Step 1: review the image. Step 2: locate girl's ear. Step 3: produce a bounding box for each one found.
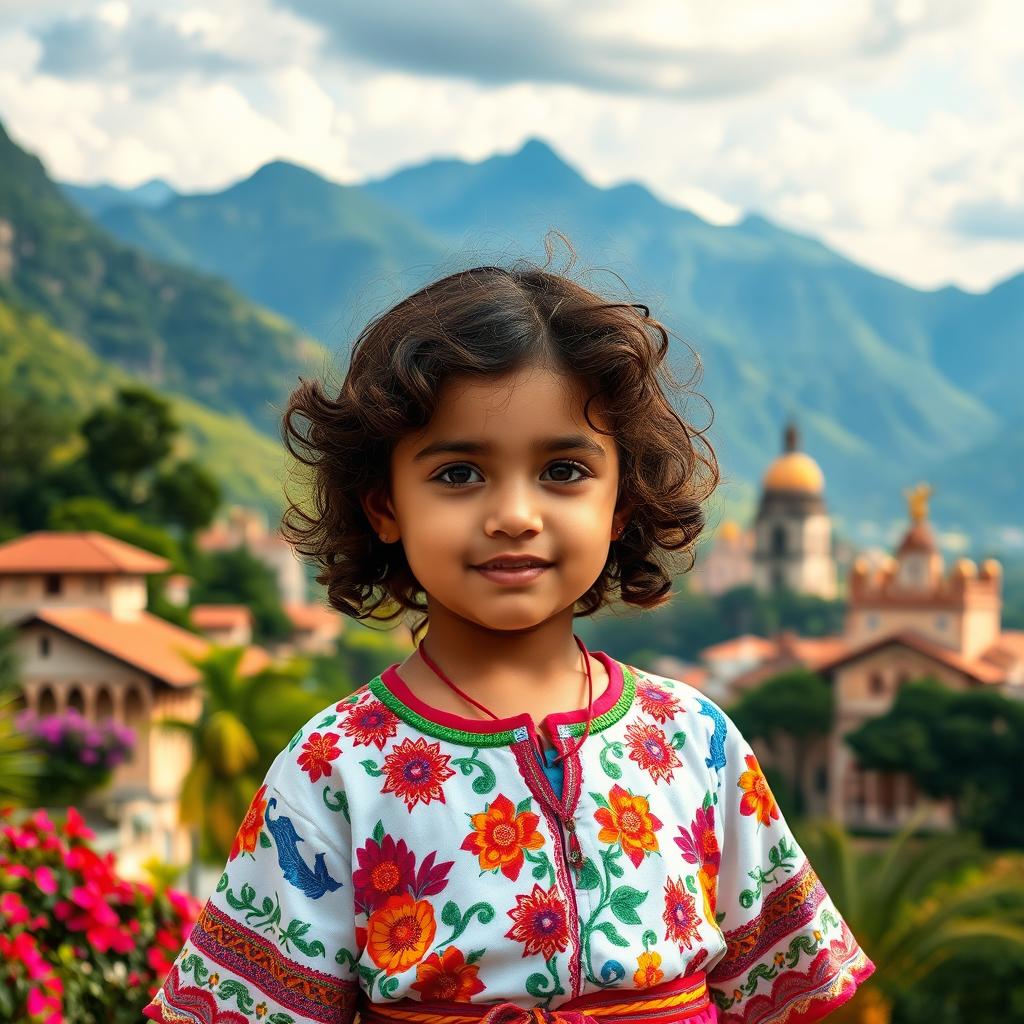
[360,486,399,542]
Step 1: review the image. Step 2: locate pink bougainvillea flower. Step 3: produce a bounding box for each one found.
[34,865,58,895]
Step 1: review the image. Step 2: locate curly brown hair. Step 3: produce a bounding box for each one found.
[280,240,719,641]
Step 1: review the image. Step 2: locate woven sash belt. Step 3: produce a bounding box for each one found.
[358,971,715,1024]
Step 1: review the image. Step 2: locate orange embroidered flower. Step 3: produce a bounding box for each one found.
[594,784,662,868]
[297,731,342,783]
[460,794,544,881]
[698,867,717,925]
[411,946,486,1001]
[633,950,664,988]
[229,784,268,861]
[366,893,437,975]
[738,754,779,827]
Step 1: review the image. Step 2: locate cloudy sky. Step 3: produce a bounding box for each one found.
[1,0,1021,291]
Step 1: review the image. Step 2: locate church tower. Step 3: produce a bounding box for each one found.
[752,421,837,599]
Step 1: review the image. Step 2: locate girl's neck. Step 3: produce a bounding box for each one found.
[395,601,605,727]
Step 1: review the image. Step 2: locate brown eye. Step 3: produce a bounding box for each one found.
[543,460,591,484]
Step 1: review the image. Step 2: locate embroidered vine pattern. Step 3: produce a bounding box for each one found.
[179,952,297,1023]
[739,836,799,908]
[451,748,497,794]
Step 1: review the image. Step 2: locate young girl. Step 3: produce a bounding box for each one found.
[144,258,874,1024]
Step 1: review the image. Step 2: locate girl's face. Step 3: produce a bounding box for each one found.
[365,363,628,633]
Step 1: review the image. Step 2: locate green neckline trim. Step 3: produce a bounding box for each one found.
[367,660,636,748]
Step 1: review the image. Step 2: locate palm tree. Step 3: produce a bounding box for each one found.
[796,810,1024,1023]
[160,646,330,889]
[0,624,39,804]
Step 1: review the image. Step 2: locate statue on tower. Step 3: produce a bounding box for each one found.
[904,482,932,524]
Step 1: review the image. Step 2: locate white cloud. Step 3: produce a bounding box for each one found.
[0,0,1021,289]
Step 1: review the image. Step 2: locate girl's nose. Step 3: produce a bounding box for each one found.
[484,480,544,537]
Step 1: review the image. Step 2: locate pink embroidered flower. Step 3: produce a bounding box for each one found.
[663,876,701,951]
[674,803,720,916]
[297,731,342,783]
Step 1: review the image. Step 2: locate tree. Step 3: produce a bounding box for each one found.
[796,813,1024,1023]
[846,677,1024,847]
[728,668,833,815]
[160,647,329,881]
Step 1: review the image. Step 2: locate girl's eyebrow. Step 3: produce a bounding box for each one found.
[412,434,607,462]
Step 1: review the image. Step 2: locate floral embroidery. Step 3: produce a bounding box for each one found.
[340,699,400,750]
[411,946,486,1000]
[354,824,454,916]
[505,884,570,961]
[674,800,721,915]
[297,731,341,783]
[366,893,437,974]
[635,682,681,723]
[229,784,268,861]
[382,736,456,810]
[738,753,780,827]
[624,721,681,785]
[634,950,664,988]
[663,876,701,951]
[460,794,544,881]
[594,784,662,868]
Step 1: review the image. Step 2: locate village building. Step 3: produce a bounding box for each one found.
[695,484,1024,834]
[0,531,271,878]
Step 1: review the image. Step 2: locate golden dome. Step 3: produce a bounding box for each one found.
[762,452,825,494]
[718,519,742,542]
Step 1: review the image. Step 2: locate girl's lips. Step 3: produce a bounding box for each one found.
[473,564,551,585]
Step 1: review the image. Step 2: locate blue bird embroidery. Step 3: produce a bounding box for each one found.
[697,697,727,776]
[264,797,342,899]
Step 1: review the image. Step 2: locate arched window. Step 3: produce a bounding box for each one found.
[37,686,58,716]
[66,687,85,713]
[771,524,787,556]
[869,672,885,696]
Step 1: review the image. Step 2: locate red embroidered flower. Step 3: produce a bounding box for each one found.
[738,753,779,827]
[505,884,569,961]
[663,876,701,951]
[297,731,341,782]
[594,785,662,869]
[636,682,681,723]
[341,700,399,750]
[625,721,681,785]
[229,784,268,861]
[460,794,544,881]
[353,832,417,913]
[381,737,455,810]
[674,804,720,915]
[411,946,486,1001]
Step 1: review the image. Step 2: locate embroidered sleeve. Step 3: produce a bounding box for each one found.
[143,757,359,1024]
[705,708,875,1024]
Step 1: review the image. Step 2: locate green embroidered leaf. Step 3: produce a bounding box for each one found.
[593,920,630,947]
[323,787,350,822]
[259,831,272,849]
[702,791,714,811]
[217,979,255,1013]
[599,745,622,780]
[440,901,462,928]
[360,760,384,778]
[380,975,400,999]
[335,947,358,969]
[576,858,601,891]
[292,936,327,958]
[516,797,533,816]
[288,729,304,751]
[317,713,338,729]
[589,791,611,810]
[268,1014,296,1024]
[372,820,385,844]
[642,929,658,950]
[670,731,687,750]
[216,873,228,893]
[609,885,646,925]
[466,948,486,965]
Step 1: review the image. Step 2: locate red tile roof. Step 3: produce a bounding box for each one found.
[191,604,253,630]
[284,602,341,632]
[0,532,170,575]
[699,634,776,661]
[20,607,271,686]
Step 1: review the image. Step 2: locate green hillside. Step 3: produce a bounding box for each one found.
[0,120,323,436]
[0,300,290,520]
[96,159,445,338]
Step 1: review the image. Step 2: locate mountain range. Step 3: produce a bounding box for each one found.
[2,118,1018,548]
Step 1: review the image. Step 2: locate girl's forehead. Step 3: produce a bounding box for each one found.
[399,367,613,455]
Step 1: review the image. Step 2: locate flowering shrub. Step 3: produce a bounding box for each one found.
[0,805,200,1024]
[14,710,135,804]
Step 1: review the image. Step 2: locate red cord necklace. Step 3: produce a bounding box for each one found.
[415,632,595,766]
